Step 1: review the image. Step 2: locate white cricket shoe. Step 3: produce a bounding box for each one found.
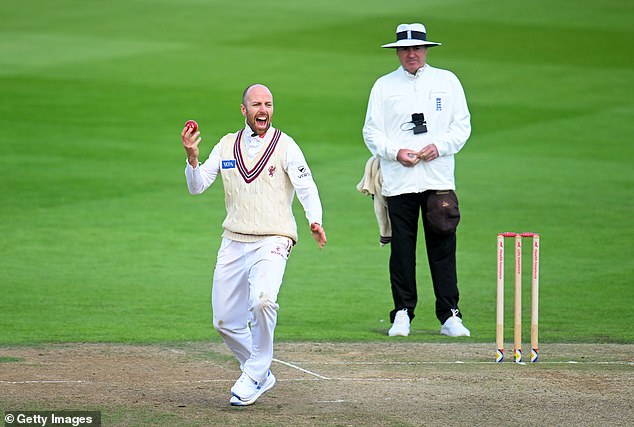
[388,308,410,337]
[440,310,471,337]
[230,370,276,406]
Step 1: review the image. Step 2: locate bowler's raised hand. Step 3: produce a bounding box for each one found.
[181,125,201,167]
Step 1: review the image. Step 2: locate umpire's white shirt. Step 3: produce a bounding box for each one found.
[363,64,471,197]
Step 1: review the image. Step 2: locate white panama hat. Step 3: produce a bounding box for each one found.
[381,23,441,48]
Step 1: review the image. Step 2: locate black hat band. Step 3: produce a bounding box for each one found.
[396,30,426,41]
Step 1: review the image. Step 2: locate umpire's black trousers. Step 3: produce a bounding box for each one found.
[386,191,460,325]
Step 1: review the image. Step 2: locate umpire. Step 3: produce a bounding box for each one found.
[362,22,472,338]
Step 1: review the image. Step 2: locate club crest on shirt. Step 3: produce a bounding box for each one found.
[222,160,236,169]
[268,166,276,177]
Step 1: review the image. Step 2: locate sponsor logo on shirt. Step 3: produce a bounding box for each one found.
[270,244,291,259]
[222,160,236,169]
[436,97,442,111]
[297,165,311,179]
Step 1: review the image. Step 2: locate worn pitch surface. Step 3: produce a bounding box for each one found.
[1,342,632,426]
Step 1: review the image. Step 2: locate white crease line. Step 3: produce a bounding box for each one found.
[2,361,629,386]
[328,378,425,382]
[279,361,634,366]
[273,358,331,380]
[0,380,88,384]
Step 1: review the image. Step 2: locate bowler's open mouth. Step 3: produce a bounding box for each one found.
[256,115,268,126]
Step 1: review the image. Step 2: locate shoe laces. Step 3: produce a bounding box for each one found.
[249,370,271,388]
[394,308,408,324]
[447,309,463,325]
[237,373,256,387]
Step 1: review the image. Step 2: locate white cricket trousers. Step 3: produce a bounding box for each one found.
[212,236,293,384]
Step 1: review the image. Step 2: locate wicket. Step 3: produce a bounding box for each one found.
[496,232,540,363]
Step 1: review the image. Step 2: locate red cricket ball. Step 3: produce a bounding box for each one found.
[185,120,198,134]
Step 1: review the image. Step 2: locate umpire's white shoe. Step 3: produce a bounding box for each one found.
[388,309,410,337]
[440,310,471,337]
[230,370,276,406]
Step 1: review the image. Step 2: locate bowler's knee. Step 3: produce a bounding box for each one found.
[250,291,279,314]
[213,317,226,334]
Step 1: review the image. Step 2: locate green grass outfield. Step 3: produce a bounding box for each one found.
[1,0,632,345]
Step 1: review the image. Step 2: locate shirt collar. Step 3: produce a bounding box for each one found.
[400,63,428,79]
[244,123,275,143]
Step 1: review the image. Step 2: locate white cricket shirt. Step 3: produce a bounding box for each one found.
[362,64,471,197]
